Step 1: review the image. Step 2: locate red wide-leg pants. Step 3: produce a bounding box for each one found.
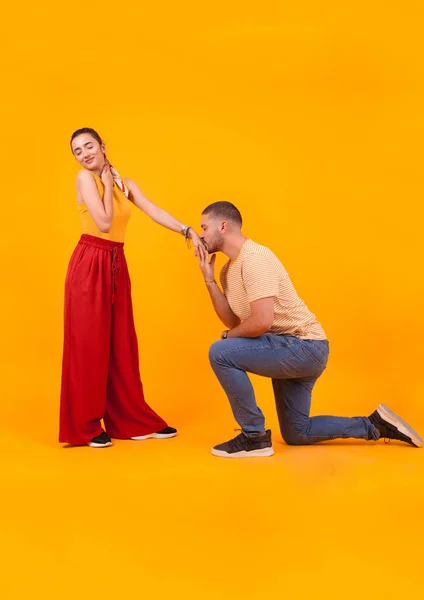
[59,234,167,445]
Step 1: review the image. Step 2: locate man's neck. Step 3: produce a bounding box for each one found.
[222,234,248,262]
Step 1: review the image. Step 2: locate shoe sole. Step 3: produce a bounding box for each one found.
[378,404,424,448]
[88,441,113,448]
[211,447,275,458]
[130,433,177,440]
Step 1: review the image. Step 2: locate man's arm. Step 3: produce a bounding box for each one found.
[224,252,278,338]
[205,280,241,330]
[197,245,240,329]
[226,297,274,338]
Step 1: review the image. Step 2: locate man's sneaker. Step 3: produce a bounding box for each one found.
[131,426,177,441]
[88,432,112,448]
[211,430,274,458]
[368,404,424,448]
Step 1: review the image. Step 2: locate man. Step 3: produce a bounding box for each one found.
[197,201,423,458]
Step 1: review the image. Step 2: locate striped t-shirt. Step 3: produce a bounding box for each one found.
[220,239,326,340]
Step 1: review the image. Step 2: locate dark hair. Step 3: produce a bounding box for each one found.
[202,201,243,227]
[70,127,103,150]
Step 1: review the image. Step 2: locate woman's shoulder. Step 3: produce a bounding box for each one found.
[123,177,135,188]
[123,178,137,201]
[76,169,97,185]
[76,170,103,194]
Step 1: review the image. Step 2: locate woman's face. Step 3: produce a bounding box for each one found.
[71,133,106,172]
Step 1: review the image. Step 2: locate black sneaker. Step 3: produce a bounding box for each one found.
[130,426,177,441]
[212,430,274,458]
[368,404,424,448]
[88,432,112,448]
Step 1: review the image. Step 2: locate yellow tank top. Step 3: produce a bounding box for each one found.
[77,172,131,243]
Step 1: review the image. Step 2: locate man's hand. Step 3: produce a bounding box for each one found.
[189,229,204,257]
[197,244,216,282]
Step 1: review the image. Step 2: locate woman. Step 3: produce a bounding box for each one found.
[60,127,202,448]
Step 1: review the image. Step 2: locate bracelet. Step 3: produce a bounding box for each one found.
[181,225,192,249]
[180,225,192,238]
[205,279,216,284]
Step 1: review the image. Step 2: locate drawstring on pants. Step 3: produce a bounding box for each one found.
[111,247,119,304]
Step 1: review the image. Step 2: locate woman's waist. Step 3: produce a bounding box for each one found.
[78,234,125,250]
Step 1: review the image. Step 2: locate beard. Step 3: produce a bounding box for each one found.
[204,232,223,254]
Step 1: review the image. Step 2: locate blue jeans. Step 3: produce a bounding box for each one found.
[209,334,379,444]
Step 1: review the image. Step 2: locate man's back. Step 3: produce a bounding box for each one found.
[220,239,326,340]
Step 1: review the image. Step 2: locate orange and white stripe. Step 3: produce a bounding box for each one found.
[220,239,326,340]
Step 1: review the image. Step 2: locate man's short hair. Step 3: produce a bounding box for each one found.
[202,201,242,227]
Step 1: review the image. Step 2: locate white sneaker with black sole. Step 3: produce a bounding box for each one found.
[212,429,274,458]
[368,404,424,447]
[88,432,113,448]
[130,426,177,441]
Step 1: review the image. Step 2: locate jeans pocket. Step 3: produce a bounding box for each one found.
[279,346,325,378]
[302,342,328,371]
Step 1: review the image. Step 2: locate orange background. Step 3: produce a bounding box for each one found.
[1,1,423,598]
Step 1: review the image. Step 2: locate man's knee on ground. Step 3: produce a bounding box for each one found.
[280,421,310,446]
